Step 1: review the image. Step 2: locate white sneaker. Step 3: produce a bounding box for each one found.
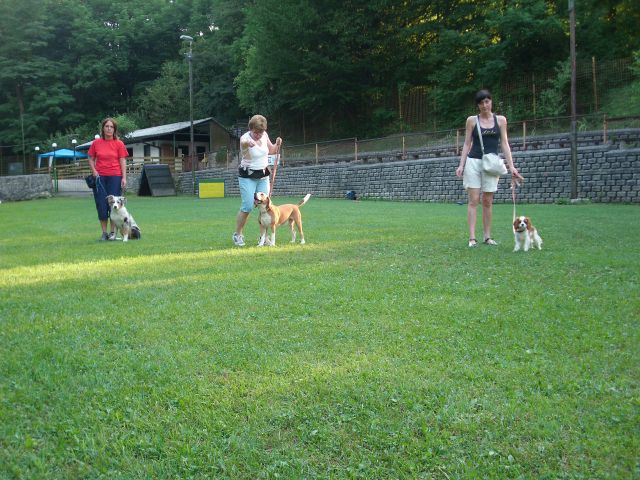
[232,233,245,246]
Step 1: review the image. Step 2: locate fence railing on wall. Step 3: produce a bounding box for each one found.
[279,114,639,167]
[33,150,238,180]
[19,113,640,181]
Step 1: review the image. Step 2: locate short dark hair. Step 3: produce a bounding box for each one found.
[475,89,492,104]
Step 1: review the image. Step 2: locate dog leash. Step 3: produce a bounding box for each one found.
[270,144,281,194]
[95,175,106,196]
[511,177,517,222]
[511,176,523,234]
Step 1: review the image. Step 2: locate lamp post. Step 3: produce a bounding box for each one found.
[72,138,77,165]
[180,34,196,195]
[34,146,40,171]
[52,142,58,193]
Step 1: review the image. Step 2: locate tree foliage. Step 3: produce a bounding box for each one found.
[0,0,638,153]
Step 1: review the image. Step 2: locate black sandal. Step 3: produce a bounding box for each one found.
[483,238,498,246]
[468,238,478,247]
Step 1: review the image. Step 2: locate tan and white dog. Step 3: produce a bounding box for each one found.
[106,195,141,242]
[513,215,542,252]
[254,192,311,246]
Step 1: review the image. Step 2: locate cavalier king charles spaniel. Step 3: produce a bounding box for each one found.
[513,216,542,252]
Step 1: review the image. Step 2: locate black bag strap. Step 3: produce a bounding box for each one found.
[475,115,485,155]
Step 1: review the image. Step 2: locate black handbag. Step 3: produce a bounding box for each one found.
[85,174,96,189]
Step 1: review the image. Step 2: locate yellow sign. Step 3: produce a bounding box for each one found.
[199,179,224,198]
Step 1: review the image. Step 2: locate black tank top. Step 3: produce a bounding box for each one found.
[469,114,500,159]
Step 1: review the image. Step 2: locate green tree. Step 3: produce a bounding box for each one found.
[235,0,413,138]
[137,61,190,125]
[0,0,76,153]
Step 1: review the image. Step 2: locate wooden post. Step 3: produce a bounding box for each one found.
[355,138,358,163]
[569,0,578,200]
[603,114,608,144]
[398,83,402,124]
[315,144,318,165]
[456,129,460,155]
[592,56,598,112]
[532,73,537,119]
[523,121,527,151]
[402,136,405,159]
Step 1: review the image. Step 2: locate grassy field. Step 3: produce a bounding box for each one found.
[0,195,638,479]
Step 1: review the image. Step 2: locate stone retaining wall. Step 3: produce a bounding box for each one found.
[180,144,639,204]
[0,174,52,201]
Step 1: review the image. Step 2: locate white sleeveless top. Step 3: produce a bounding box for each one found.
[240,131,270,170]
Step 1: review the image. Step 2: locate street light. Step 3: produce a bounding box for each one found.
[180,34,196,195]
[52,142,58,193]
[71,138,78,165]
[34,146,40,170]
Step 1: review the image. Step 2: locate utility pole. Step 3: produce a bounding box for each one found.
[569,0,578,199]
[180,35,196,195]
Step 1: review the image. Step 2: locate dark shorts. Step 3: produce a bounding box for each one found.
[92,175,122,220]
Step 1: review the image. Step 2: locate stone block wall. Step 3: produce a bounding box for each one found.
[0,174,52,201]
[177,132,640,204]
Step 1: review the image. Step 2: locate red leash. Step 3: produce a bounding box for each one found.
[270,144,281,194]
[511,176,523,234]
[511,177,518,222]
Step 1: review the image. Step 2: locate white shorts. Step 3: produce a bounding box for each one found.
[463,157,500,193]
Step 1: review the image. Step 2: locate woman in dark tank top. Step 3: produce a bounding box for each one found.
[455,89,524,247]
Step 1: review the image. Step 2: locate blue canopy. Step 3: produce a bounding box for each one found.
[37,149,87,168]
[38,148,88,159]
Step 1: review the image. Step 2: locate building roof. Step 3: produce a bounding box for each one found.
[78,117,235,149]
[125,117,216,141]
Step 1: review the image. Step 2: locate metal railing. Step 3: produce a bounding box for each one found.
[278,113,639,167]
[21,113,640,183]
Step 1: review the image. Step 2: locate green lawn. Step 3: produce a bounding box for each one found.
[1,195,638,479]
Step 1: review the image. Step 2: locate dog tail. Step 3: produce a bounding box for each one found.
[298,193,311,207]
[131,225,141,240]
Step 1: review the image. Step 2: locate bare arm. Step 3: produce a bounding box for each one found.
[456,116,476,177]
[498,116,524,181]
[267,136,283,154]
[119,157,127,188]
[88,157,98,176]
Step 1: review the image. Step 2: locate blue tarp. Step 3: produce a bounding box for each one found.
[38,148,88,159]
[37,149,87,168]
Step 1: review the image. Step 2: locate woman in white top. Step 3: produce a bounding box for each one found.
[232,114,282,246]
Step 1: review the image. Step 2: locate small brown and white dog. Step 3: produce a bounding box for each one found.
[254,192,311,246]
[106,195,141,242]
[513,215,542,252]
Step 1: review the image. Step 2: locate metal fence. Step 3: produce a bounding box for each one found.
[12,112,640,186]
[279,113,639,167]
[398,57,635,129]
